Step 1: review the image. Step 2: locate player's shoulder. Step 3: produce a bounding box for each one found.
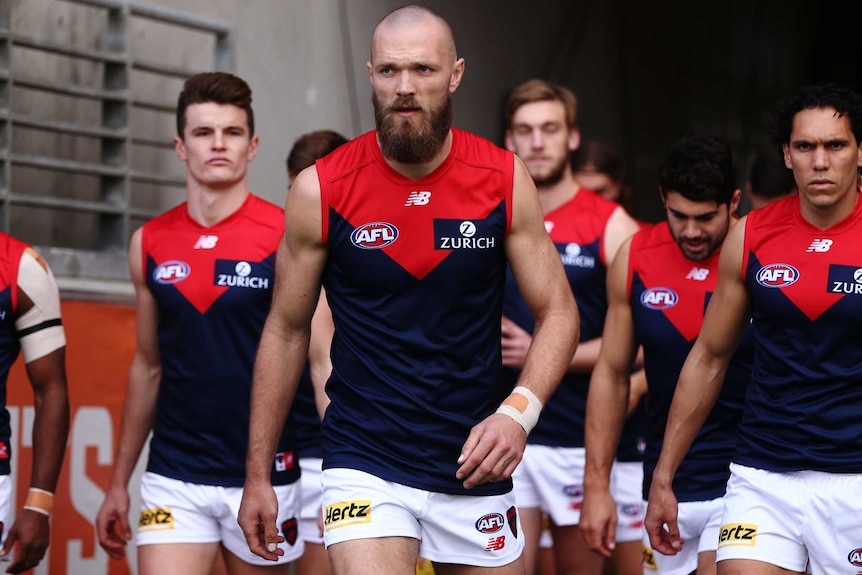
[631,220,670,251]
[451,127,513,172]
[315,131,373,184]
[746,195,796,229]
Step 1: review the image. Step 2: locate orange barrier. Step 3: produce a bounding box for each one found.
[8,299,136,575]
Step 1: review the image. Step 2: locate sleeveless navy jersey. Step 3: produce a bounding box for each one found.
[629,222,753,501]
[502,189,617,448]
[739,193,862,472]
[316,128,514,496]
[142,194,299,487]
[0,233,26,475]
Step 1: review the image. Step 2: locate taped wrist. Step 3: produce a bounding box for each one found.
[495,386,543,435]
[23,487,54,517]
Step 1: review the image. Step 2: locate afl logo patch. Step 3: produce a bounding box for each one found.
[849,548,862,567]
[640,287,678,310]
[755,263,799,288]
[153,261,190,284]
[475,513,505,533]
[351,222,399,249]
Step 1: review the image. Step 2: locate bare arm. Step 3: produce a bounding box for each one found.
[3,254,70,573]
[96,228,162,559]
[309,288,334,420]
[457,157,579,488]
[501,206,638,374]
[581,237,639,557]
[645,218,752,554]
[568,207,640,373]
[239,166,328,560]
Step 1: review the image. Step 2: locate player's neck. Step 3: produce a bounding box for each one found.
[537,168,579,215]
[799,186,859,230]
[382,130,453,180]
[185,180,250,227]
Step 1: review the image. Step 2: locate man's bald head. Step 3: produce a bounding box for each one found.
[371,4,457,63]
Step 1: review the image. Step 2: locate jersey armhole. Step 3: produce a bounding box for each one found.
[625,237,637,300]
[505,154,515,235]
[740,216,753,280]
[316,159,330,247]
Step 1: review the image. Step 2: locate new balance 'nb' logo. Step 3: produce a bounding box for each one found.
[405,191,431,206]
[194,235,218,249]
[806,238,832,253]
[685,267,710,281]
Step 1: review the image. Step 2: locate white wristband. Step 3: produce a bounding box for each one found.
[495,386,543,435]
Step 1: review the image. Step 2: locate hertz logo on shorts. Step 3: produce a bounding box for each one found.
[642,544,658,571]
[139,507,174,531]
[324,500,371,532]
[718,523,758,547]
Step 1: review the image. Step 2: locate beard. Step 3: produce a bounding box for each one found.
[373,91,452,164]
[671,221,728,262]
[528,153,569,186]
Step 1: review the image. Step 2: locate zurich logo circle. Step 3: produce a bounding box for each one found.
[235,261,252,277]
[565,243,581,256]
[460,221,477,238]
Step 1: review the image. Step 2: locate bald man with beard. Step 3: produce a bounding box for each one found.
[238,5,580,575]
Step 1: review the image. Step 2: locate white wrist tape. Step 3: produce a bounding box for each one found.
[495,386,543,435]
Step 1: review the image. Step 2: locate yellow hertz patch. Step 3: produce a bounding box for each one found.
[138,507,175,531]
[642,544,658,571]
[324,500,372,532]
[718,523,758,547]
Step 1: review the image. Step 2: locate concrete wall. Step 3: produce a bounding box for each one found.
[4,0,861,269]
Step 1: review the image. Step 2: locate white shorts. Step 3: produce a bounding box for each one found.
[642,497,723,575]
[299,458,324,545]
[512,444,585,528]
[610,461,645,543]
[0,476,10,555]
[137,472,304,565]
[718,463,862,575]
[321,468,523,567]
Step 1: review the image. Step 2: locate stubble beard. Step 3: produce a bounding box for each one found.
[374,92,452,164]
[529,154,569,187]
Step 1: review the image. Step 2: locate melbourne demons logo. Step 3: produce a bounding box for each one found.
[640,287,678,310]
[755,263,799,288]
[351,222,399,249]
[153,261,190,284]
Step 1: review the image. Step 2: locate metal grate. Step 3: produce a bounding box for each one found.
[0,0,233,296]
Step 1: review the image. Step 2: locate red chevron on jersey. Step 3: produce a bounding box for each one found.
[629,222,720,342]
[744,194,862,321]
[318,129,514,280]
[142,194,283,314]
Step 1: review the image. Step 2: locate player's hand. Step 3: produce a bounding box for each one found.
[501,317,532,369]
[456,413,526,489]
[95,485,132,560]
[579,487,618,558]
[237,480,285,561]
[645,480,685,555]
[1,510,50,573]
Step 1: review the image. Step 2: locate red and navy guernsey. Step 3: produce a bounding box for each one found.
[0,232,27,475]
[142,194,299,487]
[503,189,644,460]
[316,128,514,496]
[629,222,753,502]
[739,192,862,473]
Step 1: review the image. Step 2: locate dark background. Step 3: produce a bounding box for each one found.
[359,0,862,221]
